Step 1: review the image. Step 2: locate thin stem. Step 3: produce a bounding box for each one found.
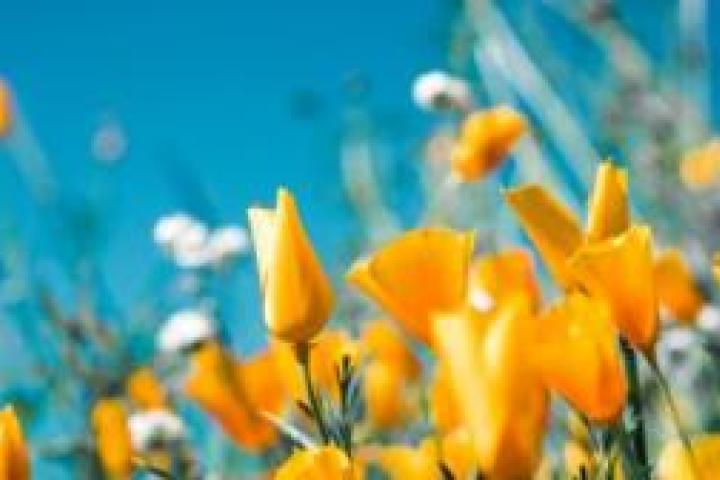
[648,358,701,479]
[295,342,330,444]
[619,338,649,480]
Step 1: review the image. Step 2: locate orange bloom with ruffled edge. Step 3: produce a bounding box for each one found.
[0,406,29,480]
[347,227,474,347]
[570,226,658,356]
[91,398,133,480]
[126,367,167,411]
[654,249,704,325]
[535,293,627,423]
[184,341,288,451]
[451,105,527,182]
[432,298,548,478]
[506,161,659,356]
[248,188,334,344]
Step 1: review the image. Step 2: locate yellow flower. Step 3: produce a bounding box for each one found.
[469,248,541,312]
[680,139,720,191]
[656,434,720,479]
[504,185,583,289]
[535,293,627,423]
[275,446,363,480]
[184,342,287,451]
[360,321,421,430]
[248,188,334,343]
[564,441,596,479]
[451,106,527,182]
[347,228,475,346]
[370,444,436,480]
[654,249,704,325]
[0,81,11,138]
[420,429,477,480]
[360,320,420,381]
[586,162,629,243]
[504,161,629,289]
[126,367,167,411]
[570,225,658,355]
[0,406,29,480]
[91,398,133,480]
[430,363,463,435]
[432,299,548,478]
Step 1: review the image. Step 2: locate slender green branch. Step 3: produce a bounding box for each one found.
[648,358,700,479]
[295,342,330,444]
[619,338,649,480]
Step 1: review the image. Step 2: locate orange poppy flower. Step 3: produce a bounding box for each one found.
[91,398,133,479]
[126,367,167,411]
[0,406,29,480]
[654,249,704,325]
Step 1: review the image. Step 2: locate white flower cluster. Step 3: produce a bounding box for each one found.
[412,70,472,112]
[129,410,186,452]
[153,213,249,268]
[157,308,215,354]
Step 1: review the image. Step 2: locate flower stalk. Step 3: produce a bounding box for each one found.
[619,337,649,480]
[295,342,330,444]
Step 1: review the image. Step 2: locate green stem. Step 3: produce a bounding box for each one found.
[619,338,649,480]
[296,342,330,444]
[649,358,700,479]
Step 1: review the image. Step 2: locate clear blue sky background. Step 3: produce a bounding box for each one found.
[0,1,452,314]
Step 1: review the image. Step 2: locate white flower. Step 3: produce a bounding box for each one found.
[412,70,472,112]
[157,308,214,354]
[207,225,250,266]
[129,410,186,451]
[153,213,196,251]
[698,304,720,334]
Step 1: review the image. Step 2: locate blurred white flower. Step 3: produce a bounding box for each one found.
[207,225,250,266]
[153,214,248,269]
[157,308,214,354]
[153,213,197,251]
[698,305,720,335]
[129,410,186,452]
[412,70,472,112]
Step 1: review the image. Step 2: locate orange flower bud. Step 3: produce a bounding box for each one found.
[91,398,133,479]
[126,367,167,411]
[654,249,704,325]
[0,406,29,480]
[451,106,527,182]
[248,188,334,343]
[275,446,363,480]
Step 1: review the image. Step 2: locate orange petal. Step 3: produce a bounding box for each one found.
[570,225,658,355]
[535,293,627,423]
[432,300,548,478]
[91,398,133,479]
[0,406,29,480]
[656,434,720,479]
[586,162,629,243]
[347,228,474,346]
[469,248,541,312]
[505,185,583,289]
[126,367,167,411]
[654,249,704,325]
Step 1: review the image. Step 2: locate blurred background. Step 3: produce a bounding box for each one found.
[1,0,720,477]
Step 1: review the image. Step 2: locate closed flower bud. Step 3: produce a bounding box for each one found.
[248,188,334,343]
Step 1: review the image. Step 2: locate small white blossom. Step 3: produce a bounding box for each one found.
[157,308,214,354]
[698,304,720,334]
[412,70,472,112]
[207,225,250,266]
[153,213,197,251]
[129,410,186,452]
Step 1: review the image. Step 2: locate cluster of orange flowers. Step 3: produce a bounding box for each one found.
[2,99,720,479]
